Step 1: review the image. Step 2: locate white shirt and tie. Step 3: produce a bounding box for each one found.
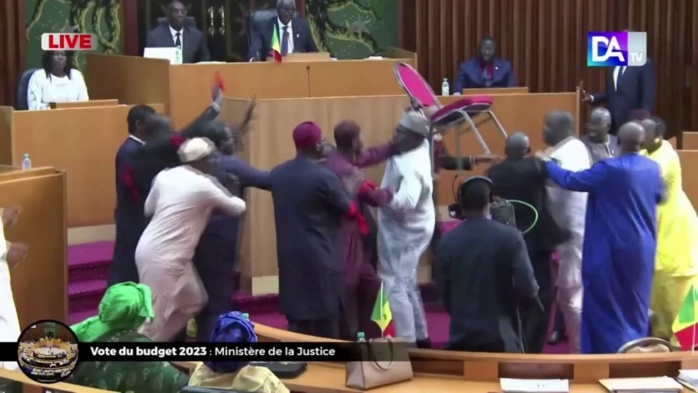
[170,25,183,49]
[277,17,294,54]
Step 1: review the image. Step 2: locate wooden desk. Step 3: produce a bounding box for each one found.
[253,322,698,391]
[682,131,698,150]
[461,87,529,95]
[218,92,580,293]
[85,53,417,128]
[50,99,119,109]
[0,167,68,325]
[0,104,164,228]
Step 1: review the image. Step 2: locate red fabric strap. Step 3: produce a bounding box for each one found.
[118,164,140,203]
[345,201,370,235]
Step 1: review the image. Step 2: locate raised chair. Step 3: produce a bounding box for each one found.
[393,62,508,173]
[617,337,678,353]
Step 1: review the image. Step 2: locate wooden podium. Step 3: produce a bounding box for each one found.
[0,167,68,325]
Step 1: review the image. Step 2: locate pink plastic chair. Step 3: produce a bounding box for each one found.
[394,63,508,171]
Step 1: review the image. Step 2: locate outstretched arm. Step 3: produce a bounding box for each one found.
[178,87,223,134]
[354,143,395,168]
[434,140,474,171]
[218,155,271,190]
[546,160,608,192]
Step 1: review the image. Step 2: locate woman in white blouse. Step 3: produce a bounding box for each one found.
[27,50,89,110]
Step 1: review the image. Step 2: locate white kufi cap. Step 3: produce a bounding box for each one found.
[178,137,215,163]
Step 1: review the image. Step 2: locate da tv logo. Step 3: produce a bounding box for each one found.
[41,33,97,51]
[587,31,647,67]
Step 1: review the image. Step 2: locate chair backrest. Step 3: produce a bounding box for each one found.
[157,16,196,28]
[394,63,439,108]
[617,337,677,353]
[15,68,40,110]
[247,9,299,47]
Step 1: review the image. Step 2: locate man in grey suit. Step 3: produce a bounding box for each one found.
[247,0,318,61]
[145,0,210,64]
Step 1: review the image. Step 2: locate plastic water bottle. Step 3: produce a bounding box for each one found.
[441,78,450,96]
[21,154,31,170]
[241,313,250,320]
[357,332,366,342]
[175,45,183,64]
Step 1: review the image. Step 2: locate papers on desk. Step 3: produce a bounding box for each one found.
[598,376,682,392]
[679,369,698,390]
[499,378,569,392]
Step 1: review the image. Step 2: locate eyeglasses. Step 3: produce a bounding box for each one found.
[277,9,295,15]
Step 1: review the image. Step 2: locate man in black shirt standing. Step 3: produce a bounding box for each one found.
[436,176,539,353]
[486,133,569,353]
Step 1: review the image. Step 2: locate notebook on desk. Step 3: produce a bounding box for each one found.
[598,376,682,392]
[499,378,569,392]
[678,369,698,391]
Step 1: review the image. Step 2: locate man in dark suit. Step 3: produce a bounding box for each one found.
[581,58,655,135]
[145,0,210,64]
[487,132,570,353]
[247,0,318,61]
[270,121,358,339]
[452,37,516,93]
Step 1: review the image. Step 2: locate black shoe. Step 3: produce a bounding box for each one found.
[416,338,432,349]
[547,330,564,345]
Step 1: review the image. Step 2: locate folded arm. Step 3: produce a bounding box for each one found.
[545,160,608,192]
[389,171,424,212]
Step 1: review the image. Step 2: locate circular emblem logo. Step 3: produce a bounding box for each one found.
[16,319,79,384]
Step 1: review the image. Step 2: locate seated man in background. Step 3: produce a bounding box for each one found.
[581,108,617,163]
[436,176,539,353]
[487,132,569,353]
[145,0,210,63]
[27,51,88,110]
[452,37,516,93]
[247,0,318,61]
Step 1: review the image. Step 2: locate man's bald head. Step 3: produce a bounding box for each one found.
[586,107,612,142]
[617,121,645,153]
[543,110,574,146]
[504,132,530,159]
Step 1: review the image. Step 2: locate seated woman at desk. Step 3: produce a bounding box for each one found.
[27,50,89,110]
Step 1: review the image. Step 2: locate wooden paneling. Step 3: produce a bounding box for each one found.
[399,0,698,137]
[0,0,26,106]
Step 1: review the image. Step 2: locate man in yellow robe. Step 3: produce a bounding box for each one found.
[640,117,698,340]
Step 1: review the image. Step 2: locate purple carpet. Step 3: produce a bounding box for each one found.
[67,241,570,353]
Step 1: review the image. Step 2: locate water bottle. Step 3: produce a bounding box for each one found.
[175,45,183,65]
[21,154,31,170]
[241,313,250,320]
[357,332,366,342]
[441,78,450,96]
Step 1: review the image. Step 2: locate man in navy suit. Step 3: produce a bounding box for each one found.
[145,0,210,64]
[247,0,318,61]
[581,59,655,135]
[452,37,516,94]
[270,121,359,338]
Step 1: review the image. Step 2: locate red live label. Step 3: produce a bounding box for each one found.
[41,33,96,51]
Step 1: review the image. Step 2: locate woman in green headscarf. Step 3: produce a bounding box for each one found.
[69,282,190,392]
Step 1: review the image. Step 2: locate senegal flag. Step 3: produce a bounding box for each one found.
[672,283,698,350]
[269,25,282,63]
[371,282,395,337]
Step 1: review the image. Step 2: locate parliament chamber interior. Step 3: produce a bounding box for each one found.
[1,0,698,392]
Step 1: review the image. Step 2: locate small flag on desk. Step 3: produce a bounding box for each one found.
[672,283,698,350]
[269,26,282,63]
[371,282,394,337]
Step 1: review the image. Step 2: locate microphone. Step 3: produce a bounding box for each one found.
[306,65,311,95]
